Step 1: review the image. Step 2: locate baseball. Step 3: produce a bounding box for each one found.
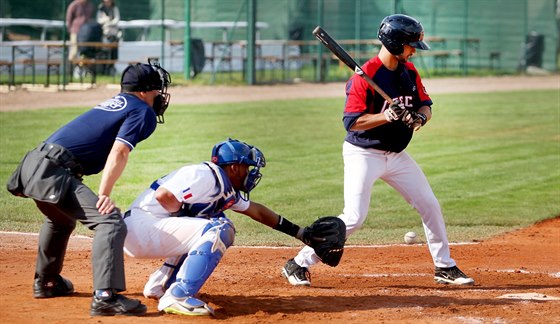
[404,231,417,244]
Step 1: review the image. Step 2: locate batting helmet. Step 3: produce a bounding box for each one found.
[211,139,266,195]
[377,14,430,55]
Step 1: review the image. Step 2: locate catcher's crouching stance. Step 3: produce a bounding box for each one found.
[122,138,346,316]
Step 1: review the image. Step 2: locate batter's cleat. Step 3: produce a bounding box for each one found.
[90,293,147,316]
[33,275,74,298]
[434,266,475,285]
[282,258,311,286]
[163,297,215,316]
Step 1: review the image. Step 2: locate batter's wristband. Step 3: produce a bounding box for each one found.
[274,215,301,238]
[418,113,427,126]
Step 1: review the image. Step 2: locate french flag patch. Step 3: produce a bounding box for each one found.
[182,188,192,200]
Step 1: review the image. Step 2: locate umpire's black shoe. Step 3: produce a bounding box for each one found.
[33,275,74,298]
[90,293,147,316]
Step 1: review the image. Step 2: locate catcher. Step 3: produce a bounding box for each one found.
[122,138,345,316]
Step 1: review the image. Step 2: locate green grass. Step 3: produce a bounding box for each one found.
[1,89,558,246]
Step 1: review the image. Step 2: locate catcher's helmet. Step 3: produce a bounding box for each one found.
[211,138,266,195]
[378,14,430,55]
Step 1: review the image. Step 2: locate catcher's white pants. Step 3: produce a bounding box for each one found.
[295,141,457,269]
[123,209,210,259]
[123,210,211,299]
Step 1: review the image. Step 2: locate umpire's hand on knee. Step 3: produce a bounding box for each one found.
[97,194,116,215]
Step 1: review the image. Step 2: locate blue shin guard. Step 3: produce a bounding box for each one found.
[170,219,235,298]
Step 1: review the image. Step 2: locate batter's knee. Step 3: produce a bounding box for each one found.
[338,212,365,236]
[414,194,442,217]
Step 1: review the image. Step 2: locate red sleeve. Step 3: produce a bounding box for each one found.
[344,57,384,114]
[344,74,369,114]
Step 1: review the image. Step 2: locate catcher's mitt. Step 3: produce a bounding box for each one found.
[302,216,346,267]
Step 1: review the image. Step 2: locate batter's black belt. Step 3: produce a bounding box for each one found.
[37,142,84,178]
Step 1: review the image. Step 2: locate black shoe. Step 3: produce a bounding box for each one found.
[434,266,475,285]
[281,258,311,286]
[90,293,147,316]
[33,275,74,298]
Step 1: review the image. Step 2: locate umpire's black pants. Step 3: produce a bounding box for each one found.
[23,144,127,292]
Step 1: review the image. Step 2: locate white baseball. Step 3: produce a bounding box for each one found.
[404,231,417,244]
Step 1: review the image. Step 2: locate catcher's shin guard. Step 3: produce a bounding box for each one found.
[171,219,235,299]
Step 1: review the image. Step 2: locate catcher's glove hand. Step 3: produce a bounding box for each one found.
[302,216,346,267]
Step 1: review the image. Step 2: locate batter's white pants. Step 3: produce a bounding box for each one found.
[295,141,457,269]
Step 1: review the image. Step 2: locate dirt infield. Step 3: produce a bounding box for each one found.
[0,217,559,323]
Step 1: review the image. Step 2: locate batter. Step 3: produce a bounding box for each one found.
[282,14,474,287]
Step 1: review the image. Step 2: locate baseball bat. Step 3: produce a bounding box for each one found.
[312,26,394,105]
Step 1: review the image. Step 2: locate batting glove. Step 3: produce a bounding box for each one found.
[383,99,406,122]
[402,110,427,130]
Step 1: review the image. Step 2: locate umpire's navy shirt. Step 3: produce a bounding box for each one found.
[46,93,157,175]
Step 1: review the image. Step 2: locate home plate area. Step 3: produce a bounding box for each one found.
[0,216,559,322]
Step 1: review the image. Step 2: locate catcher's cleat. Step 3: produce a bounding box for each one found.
[33,275,74,298]
[90,293,147,316]
[282,258,311,286]
[163,297,215,316]
[434,266,475,286]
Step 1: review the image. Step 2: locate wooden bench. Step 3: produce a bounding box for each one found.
[11,45,37,84]
[71,58,118,84]
[0,60,14,88]
[415,50,463,73]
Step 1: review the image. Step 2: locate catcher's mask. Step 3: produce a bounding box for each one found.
[120,58,171,123]
[211,138,266,199]
[377,14,430,55]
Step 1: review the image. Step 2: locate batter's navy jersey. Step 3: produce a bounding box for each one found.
[343,57,432,152]
[46,93,157,175]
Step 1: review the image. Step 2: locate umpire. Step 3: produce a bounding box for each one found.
[6,60,171,316]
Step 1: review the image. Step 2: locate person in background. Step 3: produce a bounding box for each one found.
[66,0,94,61]
[96,0,121,75]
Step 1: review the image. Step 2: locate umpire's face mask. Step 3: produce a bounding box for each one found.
[152,90,171,124]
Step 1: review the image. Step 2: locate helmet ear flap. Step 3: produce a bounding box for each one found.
[211,141,224,164]
[378,21,404,55]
